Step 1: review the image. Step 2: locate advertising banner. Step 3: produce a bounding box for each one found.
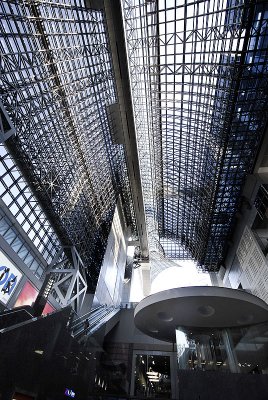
[14,281,55,315]
[14,281,38,308]
[0,250,22,305]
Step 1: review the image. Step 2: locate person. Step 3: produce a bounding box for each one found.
[84,318,89,333]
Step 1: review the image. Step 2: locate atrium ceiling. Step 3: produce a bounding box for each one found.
[122,0,268,272]
[0,0,268,286]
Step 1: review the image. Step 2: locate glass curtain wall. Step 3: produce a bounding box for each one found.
[176,322,268,374]
[134,354,171,398]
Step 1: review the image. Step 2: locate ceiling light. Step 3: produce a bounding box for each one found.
[34,349,43,355]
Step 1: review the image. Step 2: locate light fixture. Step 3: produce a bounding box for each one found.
[34,349,44,355]
[146,371,159,376]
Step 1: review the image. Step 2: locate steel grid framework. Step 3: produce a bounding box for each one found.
[123,0,268,272]
[254,184,268,222]
[0,0,136,286]
[0,143,61,268]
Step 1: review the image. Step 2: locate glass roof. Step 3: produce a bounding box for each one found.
[122,0,268,271]
[0,0,136,285]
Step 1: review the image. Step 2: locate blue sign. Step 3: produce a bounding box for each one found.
[0,251,22,305]
[0,266,17,294]
[65,388,75,398]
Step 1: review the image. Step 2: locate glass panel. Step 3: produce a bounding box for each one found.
[3,227,16,245]
[176,323,268,374]
[29,259,39,272]
[0,182,5,195]
[9,202,19,216]
[16,213,25,224]
[24,252,34,267]
[17,245,29,261]
[122,0,268,272]
[9,184,20,198]
[35,266,44,279]
[11,236,23,253]
[0,0,133,284]
[0,217,10,236]
[0,146,60,264]
[134,354,171,398]
[176,329,229,372]
[2,192,13,206]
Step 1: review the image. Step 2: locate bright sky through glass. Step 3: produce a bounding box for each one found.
[128,253,211,302]
[122,0,267,272]
[151,260,212,294]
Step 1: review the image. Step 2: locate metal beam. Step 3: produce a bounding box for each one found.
[104,0,149,258]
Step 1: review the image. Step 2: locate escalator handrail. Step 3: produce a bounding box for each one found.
[70,305,104,328]
[72,308,113,336]
[73,307,119,338]
[0,306,71,334]
[0,308,33,319]
[71,310,105,331]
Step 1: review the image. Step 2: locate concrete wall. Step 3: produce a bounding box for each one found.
[223,173,268,303]
[93,203,128,308]
[105,309,174,351]
[103,309,178,398]
[235,225,268,303]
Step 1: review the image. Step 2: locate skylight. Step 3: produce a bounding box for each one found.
[123,0,268,273]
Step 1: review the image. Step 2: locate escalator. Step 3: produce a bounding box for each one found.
[0,304,121,399]
[70,305,120,339]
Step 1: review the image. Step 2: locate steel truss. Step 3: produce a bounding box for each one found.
[40,245,87,314]
[123,0,268,272]
[0,0,136,286]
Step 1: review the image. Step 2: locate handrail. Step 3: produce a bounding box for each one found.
[88,308,116,328]
[72,308,110,335]
[70,305,104,328]
[72,306,119,338]
[0,308,33,319]
[120,302,138,309]
[87,308,119,334]
[74,305,103,321]
[71,306,105,330]
[0,307,70,334]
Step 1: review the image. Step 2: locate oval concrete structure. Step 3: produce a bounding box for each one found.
[134,286,268,342]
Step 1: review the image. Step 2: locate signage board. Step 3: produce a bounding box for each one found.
[14,281,38,308]
[0,250,22,305]
[65,388,75,398]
